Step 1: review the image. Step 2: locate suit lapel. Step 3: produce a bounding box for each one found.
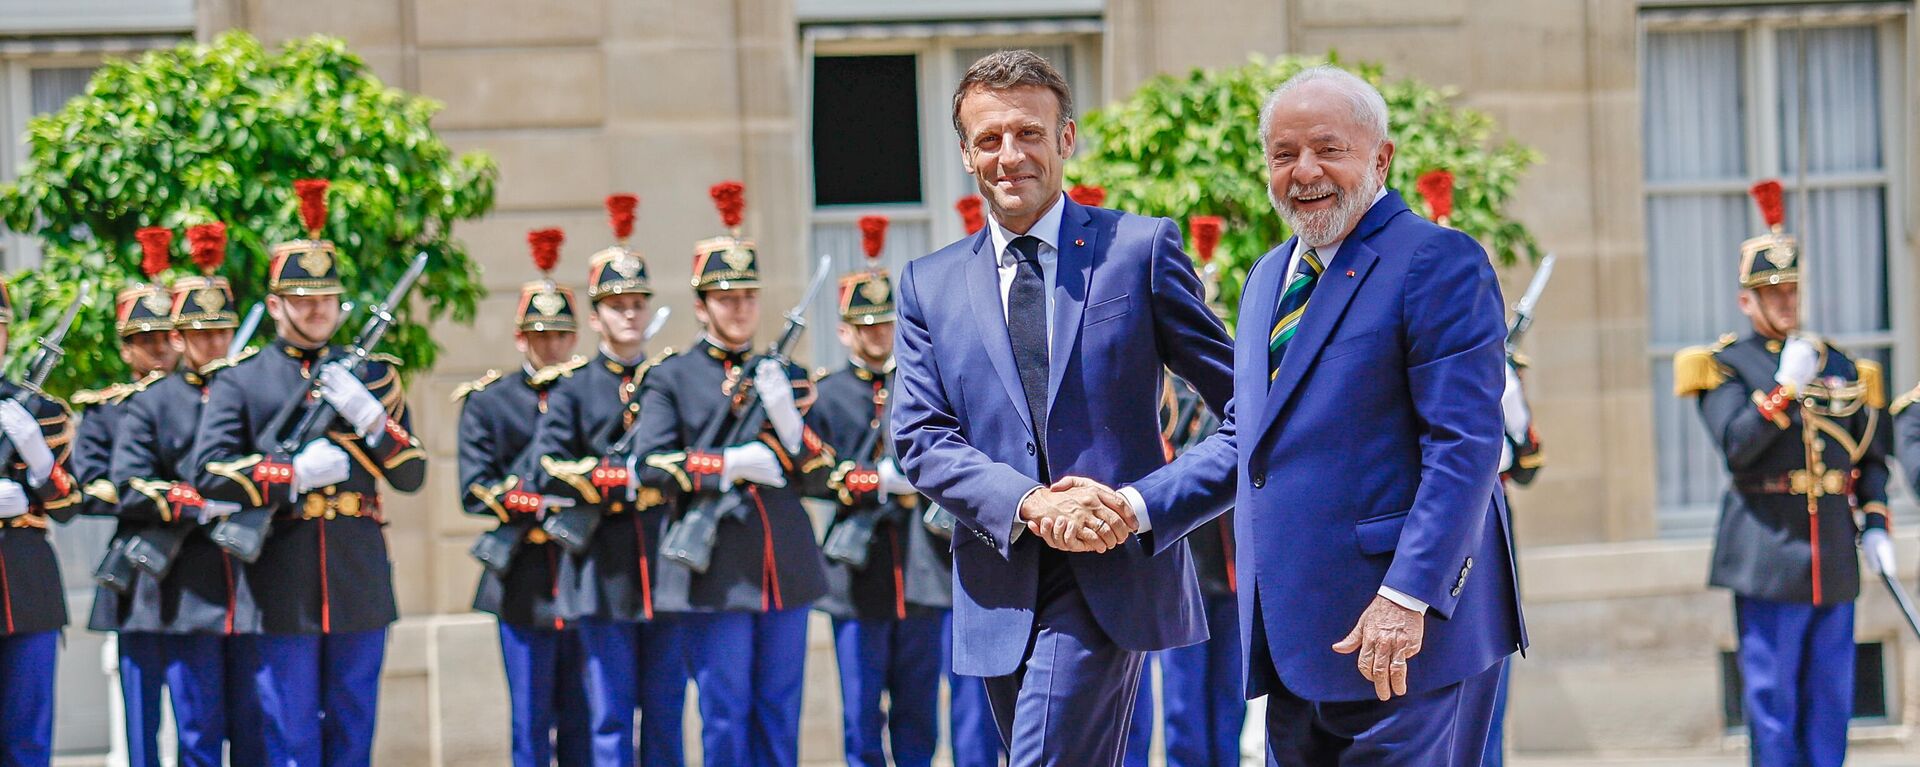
[1236,239,1294,431]
[963,227,1032,435]
[1047,200,1100,412]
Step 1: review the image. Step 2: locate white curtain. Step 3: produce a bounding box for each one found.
[805,216,932,370]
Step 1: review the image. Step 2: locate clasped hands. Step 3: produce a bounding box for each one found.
[1017,477,1138,553]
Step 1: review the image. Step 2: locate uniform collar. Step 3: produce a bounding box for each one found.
[274,337,328,363]
[697,336,751,367]
[849,357,895,382]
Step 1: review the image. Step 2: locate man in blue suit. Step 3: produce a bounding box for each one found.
[892,49,1234,765]
[1111,66,1526,766]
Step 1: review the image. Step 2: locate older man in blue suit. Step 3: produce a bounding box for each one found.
[892,50,1234,765]
[1109,66,1526,766]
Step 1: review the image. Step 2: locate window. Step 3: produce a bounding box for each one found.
[801,23,1100,369]
[1641,13,1909,536]
[1,62,103,270]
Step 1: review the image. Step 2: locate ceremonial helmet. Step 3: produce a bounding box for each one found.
[119,227,177,337]
[586,194,652,302]
[1416,169,1455,227]
[170,222,239,330]
[267,179,344,296]
[519,228,579,332]
[692,181,761,292]
[1739,179,1798,289]
[838,215,895,326]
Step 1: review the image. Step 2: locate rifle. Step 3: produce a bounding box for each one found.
[538,307,672,555]
[210,253,430,562]
[821,387,907,569]
[658,256,833,573]
[1,284,88,474]
[1506,253,1555,354]
[116,303,268,583]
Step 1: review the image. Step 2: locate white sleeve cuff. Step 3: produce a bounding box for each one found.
[1378,585,1429,615]
[1012,484,1044,543]
[1118,486,1152,533]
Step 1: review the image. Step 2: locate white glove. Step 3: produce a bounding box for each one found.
[755,359,804,454]
[198,499,242,524]
[1776,336,1819,391]
[1501,364,1531,443]
[0,480,27,518]
[1864,528,1897,577]
[878,459,915,496]
[318,363,388,439]
[720,442,787,488]
[291,439,352,493]
[0,400,54,486]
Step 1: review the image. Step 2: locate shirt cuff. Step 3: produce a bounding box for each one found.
[1378,585,1429,615]
[1118,486,1152,533]
[1012,484,1045,543]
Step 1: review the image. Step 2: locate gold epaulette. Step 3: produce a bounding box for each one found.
[812,367,829,382]
[201,346,260,376]
[1893,382,1920,416]
[1856,359,1886,410]
[529,355,589,387]
[1673,334,1736,397]
[1509,351,1533,370]
[70,385,123,407]
[451,370,502,403]
[631,348,675,387]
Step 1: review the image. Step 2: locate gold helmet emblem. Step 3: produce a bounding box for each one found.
[723,244,753,272]
[531,289,567,317]
[195,286,226,312]
[298,248,333,277]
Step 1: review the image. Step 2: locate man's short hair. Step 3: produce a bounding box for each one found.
[1259,65,1391,148]
[950,49,1074,138]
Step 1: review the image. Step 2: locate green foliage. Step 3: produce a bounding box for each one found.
[1071,54,1541,326]
[0,31,496,397]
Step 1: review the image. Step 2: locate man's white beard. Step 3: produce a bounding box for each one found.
[1272,165,1382,248]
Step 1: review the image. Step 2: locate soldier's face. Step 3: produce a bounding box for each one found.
[695,289,760,348]
[959,85,1075,232]
[268,294,341,347]
[517,330,578,369]
[174,329,234,370]
[838,322,895,366]
[121,330,180,378]
[590,293,650,347]
[1740,284,1799,338]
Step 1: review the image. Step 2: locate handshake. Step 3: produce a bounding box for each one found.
[1018,477,1139,553]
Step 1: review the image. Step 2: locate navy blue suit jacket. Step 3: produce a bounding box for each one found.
[892,198,1234,677]
[1134,192,1527,702]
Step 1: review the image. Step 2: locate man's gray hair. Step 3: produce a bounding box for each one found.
[1258,65,1391,148]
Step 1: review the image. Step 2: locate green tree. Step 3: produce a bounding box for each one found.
[0,31,496,397]
[1071,55,1541,326]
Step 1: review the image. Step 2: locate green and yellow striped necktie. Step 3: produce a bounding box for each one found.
[1267,248,1325,383]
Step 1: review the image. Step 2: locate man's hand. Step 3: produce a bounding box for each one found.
[1776,335,1819,391]
[1864,528,1897,576]
[755,359,804,453]
[1333,595,1426,701]
[318,363,388,438]
[0,400,54,485]
[1019,476,1136,553]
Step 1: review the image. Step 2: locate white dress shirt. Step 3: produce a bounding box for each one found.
[1119,186,1428,614]
[992,193,1067,540]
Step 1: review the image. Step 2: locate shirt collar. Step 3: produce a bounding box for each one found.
[849,356,895,381]
[1292,187,1389,265]
[989,192,1068,267]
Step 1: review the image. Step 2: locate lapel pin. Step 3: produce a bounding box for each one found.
[1346,270,1356,277]
[1074,239,1085,247]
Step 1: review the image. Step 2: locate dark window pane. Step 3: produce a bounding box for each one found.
[812,55,922,206]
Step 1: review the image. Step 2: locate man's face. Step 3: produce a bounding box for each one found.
[516,330,579,369]
[268,294,341,347]
[589,293,651,347]
[1740,283,1800,338]
[694,289,760,348]
[957,85,1076,230]
[838,321,895,366]
[174,329,235,370]
[121,330,180,377]
[1264,82,1394,247]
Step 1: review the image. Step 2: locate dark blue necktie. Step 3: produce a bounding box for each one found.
[1006,235,1050,479]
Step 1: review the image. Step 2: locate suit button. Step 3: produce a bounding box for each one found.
[1026,442,1036,455]
[1251,475,1265,489]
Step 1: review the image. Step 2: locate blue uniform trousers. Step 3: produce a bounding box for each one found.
[941,611,1005,767]
[574,616,688,767]
[0,630,57,767]
[161,634,265,767]
[118,632,168,767]
[832,615,942,767]
[1127,592,1244,767]
[1735,596,1853,767]
[232,629,387,767]
[498,624,594,767]
[683,608,810,767]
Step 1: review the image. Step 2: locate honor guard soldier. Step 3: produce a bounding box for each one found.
[75,226,181,767]
[521,196,689,767]
[631,181,833,767]
[459,227,593,767]
[0,277,83,767]
[191,180,428,767]
[806,216,951,767]
[102,223,265,765]
[1674,179,1891,767]
[1124,214,1244,767]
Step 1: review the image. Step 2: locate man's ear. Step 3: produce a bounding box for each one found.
[1059,119,1077,158]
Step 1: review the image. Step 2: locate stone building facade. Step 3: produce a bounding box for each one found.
[2,0,1916,762]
